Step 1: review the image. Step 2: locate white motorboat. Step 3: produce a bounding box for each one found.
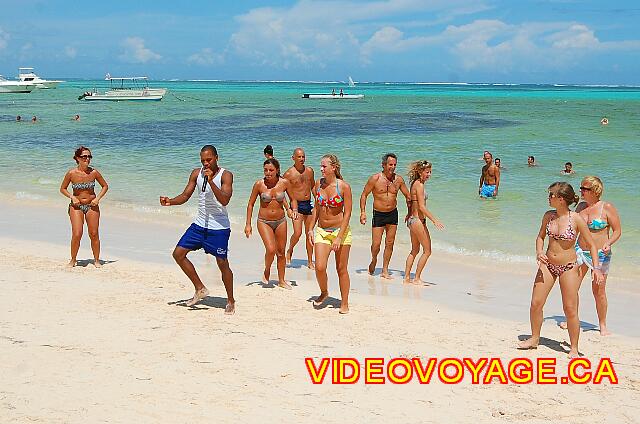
[18,67,64,89]
[0,75,36,93]
[302,93,364,99]
[79,75,167,101]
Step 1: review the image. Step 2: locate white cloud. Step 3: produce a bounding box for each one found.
[229,0,483,68]
[437,20,640,73]
[119,37,161,63]
[0,27,8,50]
[227,1,640,74]
[443,20,517,70]
[187,48,224,66]
[547,24,599,49]
[64,46,77,59]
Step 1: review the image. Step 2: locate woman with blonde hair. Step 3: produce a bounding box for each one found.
[518,182,603,358]
[559,176,622,335]
[404,160,444,284]
[59,146,109,267]
[307,154,352,313]
[245,158,297,289]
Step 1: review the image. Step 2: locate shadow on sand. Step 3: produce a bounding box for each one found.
[168,295,228,311]
[75,259,117,267]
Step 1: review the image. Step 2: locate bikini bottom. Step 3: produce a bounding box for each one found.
[258,217,286,231]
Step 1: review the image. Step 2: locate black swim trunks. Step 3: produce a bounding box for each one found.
[298,199,313,216]
[372,208,398,227]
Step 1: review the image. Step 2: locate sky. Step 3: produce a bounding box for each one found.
[1,0,639,83]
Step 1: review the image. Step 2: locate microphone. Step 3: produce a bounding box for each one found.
[202,175,208,192]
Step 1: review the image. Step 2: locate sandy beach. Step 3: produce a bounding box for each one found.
[1,198,639,423]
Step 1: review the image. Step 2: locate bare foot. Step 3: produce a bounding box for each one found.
[517,338,539,350]
[285,250,292,265]
[278,280,293,290]
[412,278,427,285]
[599,326,612,336]
[568,349,580,359]
[67,259,77,268]
[307,261,315,270]
[368,261,376,275]
[381,271,393,280]
[262,270,270,285]
[186,287,210,307]
[403,278,412,284]
[339,304,350,314]
[558,321,568,330]
[313,291,329,307]
[225,302,235,315]
[94,259,102,268]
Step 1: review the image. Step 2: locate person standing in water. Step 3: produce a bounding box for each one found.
[479,151,500,198]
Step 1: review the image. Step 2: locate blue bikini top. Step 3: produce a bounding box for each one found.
[587,202,608,230]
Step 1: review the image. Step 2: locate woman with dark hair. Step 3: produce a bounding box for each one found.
[245,158,297,289]
[59,146,109,267]
[518,182,603,358]
[404,160,444,284]
[263,144,274,159]
[307,154,352,313]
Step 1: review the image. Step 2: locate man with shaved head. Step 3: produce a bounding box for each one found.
[283,148,316,269]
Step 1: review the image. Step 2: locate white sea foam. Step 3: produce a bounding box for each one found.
[36,177,58,186]
[15,191,46,201]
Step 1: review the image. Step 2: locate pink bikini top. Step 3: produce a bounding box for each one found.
[546,212,576,241]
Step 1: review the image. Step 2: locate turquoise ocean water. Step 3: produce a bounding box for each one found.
[1,81,638,275]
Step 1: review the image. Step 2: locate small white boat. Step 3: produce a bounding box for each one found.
[79,75,167,101]
[18,67,64,89]
[302,93,364,99]
[0,75,36,93]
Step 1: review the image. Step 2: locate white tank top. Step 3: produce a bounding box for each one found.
[194,167,230,230]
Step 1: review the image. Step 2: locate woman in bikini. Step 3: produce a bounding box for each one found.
[559,176,622,335]
[518,182,604,358]
[404,161,444,285]
[307,154,352,314]
[59,146,109,267]
[245,158,297,289]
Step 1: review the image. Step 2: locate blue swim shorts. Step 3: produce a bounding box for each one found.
[480,183,496,198]
[177,223,230,259]
[297,199,313,216]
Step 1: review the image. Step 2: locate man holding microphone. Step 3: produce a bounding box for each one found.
[160,145,236,314]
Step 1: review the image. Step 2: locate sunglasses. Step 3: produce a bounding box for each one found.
[79,155,93,159]
[579,186,592,191]
[548,192,557,198]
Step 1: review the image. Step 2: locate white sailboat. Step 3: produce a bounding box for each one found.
[348,76,355,87]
